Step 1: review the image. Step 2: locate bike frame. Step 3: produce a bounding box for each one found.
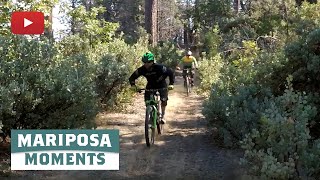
[138,88,167,147]
[140,88,164,129]
[183,68,193,96]
[183,68,193,82]
[145,95,159,129]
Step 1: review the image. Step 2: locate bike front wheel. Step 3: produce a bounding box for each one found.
[145,106,155,147]
[186,76,191,96]
[157,104,164,135]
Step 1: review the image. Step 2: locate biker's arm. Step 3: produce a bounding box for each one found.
[165,66,175,85]
[129,68,142,86]
[176,57,183,69]
[193,56,199,68]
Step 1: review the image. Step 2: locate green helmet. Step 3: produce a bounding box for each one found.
[142,52,155,63]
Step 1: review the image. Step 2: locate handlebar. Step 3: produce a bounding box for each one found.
[137,87,168,93]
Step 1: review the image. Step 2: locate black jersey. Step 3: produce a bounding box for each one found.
[129,63,174,89]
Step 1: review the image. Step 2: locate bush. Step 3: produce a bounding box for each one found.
[302,140,320,178]
[0,35,99,135]
[203,83,274,147]
[198,3,320,179]
[197,54,224,97]
[203,25,222,57]
[240,77,319,179]
[202,40,279,146]
[92,36,149,111]
[0,32,150,135]
[270,29,320,139]
[294,2,320,38]
[150,41,182,69]
[57,34,149,112]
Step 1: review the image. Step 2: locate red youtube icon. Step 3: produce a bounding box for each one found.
[11,12,44,35]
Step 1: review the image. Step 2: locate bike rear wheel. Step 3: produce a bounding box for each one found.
[186,76,191,96]
[188,76,192,93]
[145,106,155,147]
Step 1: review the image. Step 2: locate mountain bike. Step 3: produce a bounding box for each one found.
[138,88,166,147]
[183,68,193,96]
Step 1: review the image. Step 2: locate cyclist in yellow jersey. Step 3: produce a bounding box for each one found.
[177,50,198,86]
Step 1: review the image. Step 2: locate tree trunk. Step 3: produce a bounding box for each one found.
[145,0,158,46]
[71,0,76,35]
[233,0,240,13]
[44,7,53,40]
[184,0,191,48]
[82,0,94,11]
[296,0,318,6]
[184,24,189,48]
[240,0,246,12]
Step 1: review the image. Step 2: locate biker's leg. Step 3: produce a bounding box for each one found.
[159,89,168,124]
[191,68,195,86]
[182,68,187,81]
[160,100,167,124]
[187,68,194,86]
[183,66,189,87]
[144,91,151,105]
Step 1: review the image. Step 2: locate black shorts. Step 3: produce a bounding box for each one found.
[182,66,194,78]
[144,88,168,102]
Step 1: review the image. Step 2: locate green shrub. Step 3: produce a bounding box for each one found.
[197,54,224,97]
[56,34,91,57]
[302,140,320,178]
[240,76,319,179]
[198,2,320,179]
[0,35,99,135]
[293,2,320,38]
[0,32,149,134]
[92,36,149,111]
[150,41,182,69]
[268,29,320,139]
[203,25,223,57]
[202,40,290,147]
[203,83,273,147]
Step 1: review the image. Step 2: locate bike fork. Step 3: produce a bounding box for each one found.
[153,106,157,128]
[148,106,157,128]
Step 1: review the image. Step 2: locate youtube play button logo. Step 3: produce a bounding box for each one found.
[11,12,44,35]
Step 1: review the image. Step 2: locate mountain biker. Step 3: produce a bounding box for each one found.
[176,50,198,86]
[129,52,175,124]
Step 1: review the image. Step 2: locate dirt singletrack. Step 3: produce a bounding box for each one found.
[6,74,244,180]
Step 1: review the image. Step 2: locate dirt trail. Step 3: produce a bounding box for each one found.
[7,75,244,180]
